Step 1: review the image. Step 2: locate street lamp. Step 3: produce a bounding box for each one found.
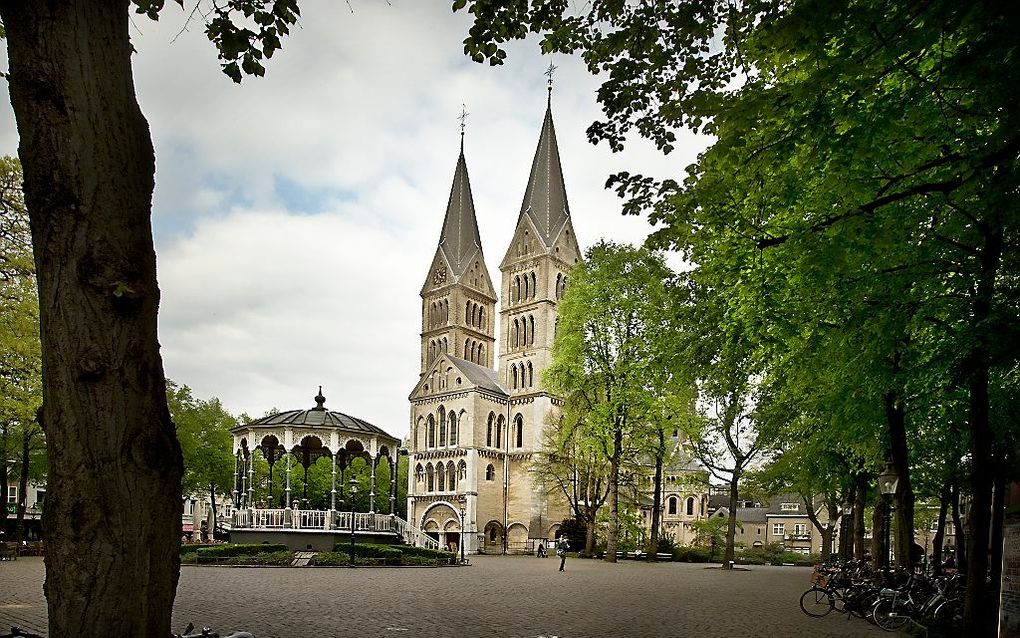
[458,496,467,564]
[841,502,853,561]
[878,462,899,568]
[349,477,358,566]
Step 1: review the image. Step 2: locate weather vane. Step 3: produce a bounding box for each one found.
[458,103,469,138]
[545,60,558,97]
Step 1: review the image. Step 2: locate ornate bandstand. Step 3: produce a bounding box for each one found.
[229,389,438,551]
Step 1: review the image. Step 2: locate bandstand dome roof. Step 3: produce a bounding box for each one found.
[231,388,398,445]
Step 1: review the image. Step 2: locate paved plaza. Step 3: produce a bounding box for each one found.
[1,555,886,637]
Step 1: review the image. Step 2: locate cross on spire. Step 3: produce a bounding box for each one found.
[545,60,558,103]
[458,103,469,151]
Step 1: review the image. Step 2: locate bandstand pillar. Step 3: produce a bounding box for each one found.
[232,452,240,506]
[369,459,377,515]
[285,451,292,509]
[330,455,338,512]
[389,454,397,515]
[247,451,254,509]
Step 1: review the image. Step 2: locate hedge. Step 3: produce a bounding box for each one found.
[330,542,403,560]
[180,543,218,555]
[223,551,293,566]
[196,543,288,558]
[395,545,457,561]
[311,551,351,566]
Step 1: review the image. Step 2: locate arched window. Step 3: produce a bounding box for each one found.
[527,361,534,387]
[426,416,436,448]
[447,461,456,491]
[426,464,435,492]
[442,337,448,353]
[415,463,424,484]
[464,338,469,358]
[521,318,528,346]
[479,307,485,329]
[668,497,678,515]
[479,344,486,364]
[485,464,495,481]
[465,300,471,323]
[486,412,495,447]
[512,364,518,389]
[448,412,458,447]
[530,271,537,298]
[686,497,695,516]
[512,319,520,348]
[529,315,535,345]
[437,463,446,492]
[458,460,467,480]
[443,299,449,323]
[514,414,524,448]
[523,275,530,300]
[514,275,521,303]
[556,273,562,299]
[496,415,505,448]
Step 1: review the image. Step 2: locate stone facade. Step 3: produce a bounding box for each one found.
[407,103,576,554]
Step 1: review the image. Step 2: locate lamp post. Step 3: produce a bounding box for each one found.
[349,477,358,566]
[458,496,467,564]
[878,462,899,569]
[841,502,853,562]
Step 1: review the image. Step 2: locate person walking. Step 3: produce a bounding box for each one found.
[537,542,547,558]
[556,536,569,572]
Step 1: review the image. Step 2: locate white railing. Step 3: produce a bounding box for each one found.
[231,508,440,550]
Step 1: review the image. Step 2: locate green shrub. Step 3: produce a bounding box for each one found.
[196,543,288,558]
[180,543,217,555]
[310,551,351,566]
[180,552,199,564]
[395,545,456,562]
[400,555,441,566]
[223,551,293,566]
[330,542,402,560]
[673,545,714,563]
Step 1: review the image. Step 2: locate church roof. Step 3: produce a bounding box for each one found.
[436,149,483,279]
[445,355,508,397]
[516,103,571,249]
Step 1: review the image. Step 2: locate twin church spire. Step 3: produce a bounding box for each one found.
[420,89,578,379]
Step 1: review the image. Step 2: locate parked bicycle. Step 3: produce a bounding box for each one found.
[871,571,964,632]
[174,622,255,638]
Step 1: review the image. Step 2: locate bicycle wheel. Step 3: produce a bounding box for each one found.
[872,598,910,631]
[932,598,963,626]
[800,587,835,618]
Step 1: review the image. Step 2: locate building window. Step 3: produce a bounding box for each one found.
[448,412,458,447]
[485,464,495,481]
[437,463,446,492]
[496,415,504,448]
[458,460,467,481]
[447,461,456,491]
[773,523,785,536]
[667,497,678,515]
[486,412,495,447]
[426,464,434,492]
[7,486,16,504]
[794,523,807,536]
[686,497,695,516]
[427,417,436,448]
[780,502,799,512]
[514,414,524,448]
[415,464,424,484]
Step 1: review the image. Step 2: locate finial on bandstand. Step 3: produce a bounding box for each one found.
[314,385,326,410]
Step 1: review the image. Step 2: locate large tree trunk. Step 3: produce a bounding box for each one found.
[853,472,867,561]
[931,478,951,576]
[989,460,1007,607]
[871,491,887,575]
[584,512,596,556]
[722,469,739,569]
[0,2,183,636]
[884,389,916,571]
[13,427,31,542]
[648,429,664,559]
[604,427,621,563]
[951,479,966,572]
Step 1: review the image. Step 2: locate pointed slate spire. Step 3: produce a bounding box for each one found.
[437,147,483,278]
[517,102,571,249]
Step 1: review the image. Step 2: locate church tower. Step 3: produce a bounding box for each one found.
[420,139,497,374]
[498,97,581,405]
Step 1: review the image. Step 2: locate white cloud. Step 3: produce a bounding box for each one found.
[3,2,711,438]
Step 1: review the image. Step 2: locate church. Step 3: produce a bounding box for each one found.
[406,96,579,555]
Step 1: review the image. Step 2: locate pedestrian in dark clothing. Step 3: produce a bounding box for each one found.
[537,542,547,558]
[556,536,569,571]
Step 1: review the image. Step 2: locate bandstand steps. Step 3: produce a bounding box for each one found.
[292,551,316,567]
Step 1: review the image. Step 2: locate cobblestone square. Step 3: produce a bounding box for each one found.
[1,555,885,637]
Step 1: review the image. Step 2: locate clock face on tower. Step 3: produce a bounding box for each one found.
[433,267,447,285]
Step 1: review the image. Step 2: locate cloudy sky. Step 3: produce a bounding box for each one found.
[0,2,710,439]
